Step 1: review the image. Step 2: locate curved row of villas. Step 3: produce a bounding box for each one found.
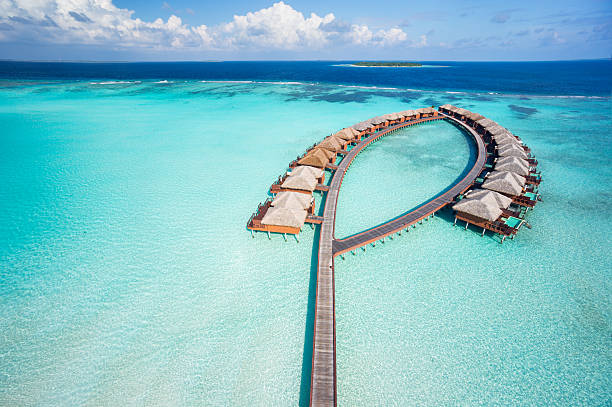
[246,104,540,242]
[439,104,542,241]
[246,107,439,237]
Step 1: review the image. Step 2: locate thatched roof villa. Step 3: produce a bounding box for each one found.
[271,191,313,211]
[487,170,527,186]
[334,127,360,141]
[452,196,503,222]
[494,157,530,176]
[261,207,308,229]
[498,143,529,159]
[482,171,524,196]
[297,148,335,168]
[465,189,513,209]
[317,136,344,152]
[281,173,318,193]
[290,165,324,179]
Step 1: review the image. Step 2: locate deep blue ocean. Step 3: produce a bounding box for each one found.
[1,60,611,96]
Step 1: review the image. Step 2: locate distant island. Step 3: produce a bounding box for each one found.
[352,62,422,67]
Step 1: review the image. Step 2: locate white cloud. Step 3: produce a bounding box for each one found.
[0,0,417,51]
[348,25,410,46]
[218,2,335,49]
[348,24,373,45]
[193,24,213,47]
[374,28,408,46]
[0,0,200,48]
[416,34,428,47]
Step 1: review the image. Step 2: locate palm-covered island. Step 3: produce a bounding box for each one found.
[352,61,422,67]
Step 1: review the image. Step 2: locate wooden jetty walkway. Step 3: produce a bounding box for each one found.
[310,113,487,406]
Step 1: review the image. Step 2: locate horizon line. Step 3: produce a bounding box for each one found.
[0,58,610,64]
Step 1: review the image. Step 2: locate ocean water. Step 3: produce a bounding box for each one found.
[1,60,611,96]
[0,62,611,406]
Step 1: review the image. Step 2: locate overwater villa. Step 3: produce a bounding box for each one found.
[383,112,401,125]
[452,188,526,241]
[295,147,335,168]
[494,156,541,185]
[481,170,539,208]
[317,135,347,153]
[280,173,318,194]
[465,112,485,126]
[352,121,372,136]
[290,165,325,183]
[333,127,360,143]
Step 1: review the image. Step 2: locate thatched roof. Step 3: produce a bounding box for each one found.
[485,124,504,133]
[477,118,496,128]
[417,107,436,114]
[498,144,528,159]
[334,127,359,140]
[347,127,360,136]
[281,173,317,192]
[491,132,522,144]
[486,170,526,187]
[487,125,507,135]
[317,136,343,152]
[496,137,522,149]
[399,109,417,117]
[467,112,485,121]
[455,107,470,116]
[494,158,529,176]
[333,129,353,141]
[497,155,530,169]
[261,207,307,228]
[352,121,371,131]
[272,191,313,210]
[482,172,523,196]
[465,189,512,209]
[452,197,502,222]
[369,116,387,125]
[490,127,517,140]
[290,165,324,179]
[297,148,334,168]
[439,104,456,111]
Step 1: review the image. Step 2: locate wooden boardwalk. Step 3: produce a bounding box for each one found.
[309,113,486,406]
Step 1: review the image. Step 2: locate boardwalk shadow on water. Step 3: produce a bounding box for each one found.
[299,224,320,406]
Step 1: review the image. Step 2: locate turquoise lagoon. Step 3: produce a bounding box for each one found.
[0,80,610,405]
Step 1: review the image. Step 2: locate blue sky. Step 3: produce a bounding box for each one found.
[0,0,610,61]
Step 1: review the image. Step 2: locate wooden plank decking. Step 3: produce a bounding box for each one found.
[309,113,486,406]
